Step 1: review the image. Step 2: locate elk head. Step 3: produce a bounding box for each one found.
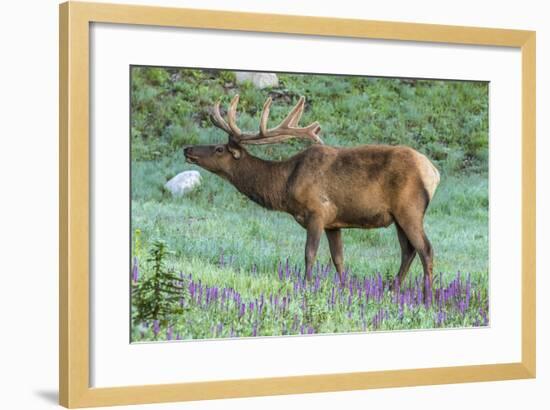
[183,95,323,176]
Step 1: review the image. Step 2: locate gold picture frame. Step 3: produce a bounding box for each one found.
[59,1,536,407]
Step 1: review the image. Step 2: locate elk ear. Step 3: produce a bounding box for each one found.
[227,141,242,159]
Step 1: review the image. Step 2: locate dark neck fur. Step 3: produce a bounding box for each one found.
[224,152,292,212]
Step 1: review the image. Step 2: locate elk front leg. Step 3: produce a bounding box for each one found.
[304,217,323,282]
[325,228,344,285]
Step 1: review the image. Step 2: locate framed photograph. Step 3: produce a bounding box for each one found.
[59,1,536,408]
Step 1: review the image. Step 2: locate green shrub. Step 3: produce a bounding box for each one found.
[132,240,185,326]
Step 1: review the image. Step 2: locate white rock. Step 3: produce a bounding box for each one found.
[164,171,201,197]
[235,72,279,89]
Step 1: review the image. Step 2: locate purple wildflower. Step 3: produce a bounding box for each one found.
[435,310,446,327]
[465,273,471,310]
[314,275,321,292]
[424,275,432,308]
[416,278,423,305]
[480,308,489,326]
[458,300,465,315]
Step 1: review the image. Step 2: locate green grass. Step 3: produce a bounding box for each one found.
[130,67,489,340]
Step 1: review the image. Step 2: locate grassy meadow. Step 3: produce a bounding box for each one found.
[130,67,489,341]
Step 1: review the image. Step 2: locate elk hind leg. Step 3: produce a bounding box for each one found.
[394,211,434,303]
[391,222,416,291]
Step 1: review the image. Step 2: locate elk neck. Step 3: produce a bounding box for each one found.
[225,152,293,212]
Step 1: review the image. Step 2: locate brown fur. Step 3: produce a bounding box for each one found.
[184,141,440,300]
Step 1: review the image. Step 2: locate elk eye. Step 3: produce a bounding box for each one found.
[215,146,224,153]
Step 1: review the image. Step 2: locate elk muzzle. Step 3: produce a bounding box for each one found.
[183,146,200,164]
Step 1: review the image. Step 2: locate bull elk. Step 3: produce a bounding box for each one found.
[184,95,440,300]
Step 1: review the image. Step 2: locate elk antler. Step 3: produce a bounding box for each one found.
[209,94,323,145]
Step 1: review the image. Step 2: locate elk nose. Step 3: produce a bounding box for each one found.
[183,146,191,155]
